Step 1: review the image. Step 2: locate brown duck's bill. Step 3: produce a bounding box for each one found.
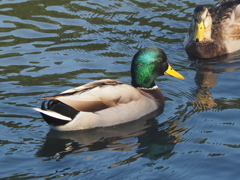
[193,21,205,42]
[164,64,184,80]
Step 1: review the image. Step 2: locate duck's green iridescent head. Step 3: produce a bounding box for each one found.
[131,46,184,88]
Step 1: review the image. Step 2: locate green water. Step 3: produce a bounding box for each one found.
[1,0,240,179]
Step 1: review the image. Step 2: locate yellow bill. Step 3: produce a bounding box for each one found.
[193,21,205,42]
[164,64,184,80]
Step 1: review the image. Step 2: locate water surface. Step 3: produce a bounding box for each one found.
[1,0,240,179]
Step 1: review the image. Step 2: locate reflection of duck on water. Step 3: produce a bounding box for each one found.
[35,108,164,158]
[191,52,240,110]
[35,107,186,166]
[193,62,217,110]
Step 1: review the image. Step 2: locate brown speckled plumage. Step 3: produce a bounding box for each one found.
[184,0,240,59]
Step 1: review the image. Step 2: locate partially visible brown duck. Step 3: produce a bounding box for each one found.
[184,0,240,59]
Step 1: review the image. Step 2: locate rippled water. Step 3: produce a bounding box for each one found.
[1,0,240,179]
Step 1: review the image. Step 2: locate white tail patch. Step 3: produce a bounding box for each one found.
[33,108,72,121]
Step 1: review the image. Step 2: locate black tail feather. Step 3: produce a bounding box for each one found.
[40,112,71,126]
[47,100,52,109]
[41,101,47,110]
[40,100,79,126]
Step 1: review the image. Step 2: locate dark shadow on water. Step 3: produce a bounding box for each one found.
[35,106,184,163]
[188,50,240,111]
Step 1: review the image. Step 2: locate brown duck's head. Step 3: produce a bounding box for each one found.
[193,5,212,42]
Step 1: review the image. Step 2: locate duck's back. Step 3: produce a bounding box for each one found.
[48,83,164,131]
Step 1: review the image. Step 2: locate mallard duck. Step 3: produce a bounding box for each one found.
[184,0,240,59]
[34,46,184,131]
